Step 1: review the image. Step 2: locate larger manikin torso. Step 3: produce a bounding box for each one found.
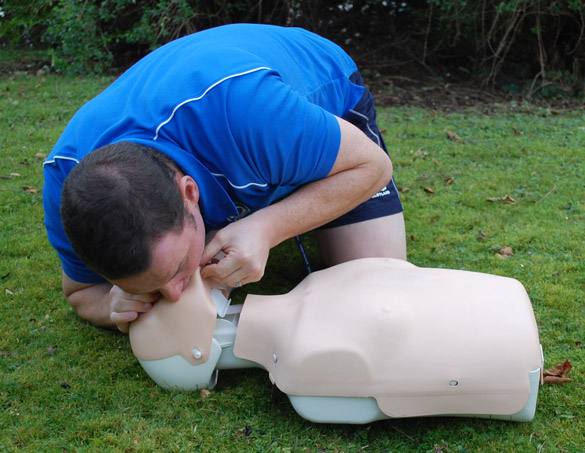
[129,258,543,423]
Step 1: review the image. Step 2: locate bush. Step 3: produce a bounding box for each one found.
[0,0,583,95]
[43,0,113,74]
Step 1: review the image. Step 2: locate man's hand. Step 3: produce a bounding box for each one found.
[109,285,159,333]
[199,215,272,287]
[62,272,158,332]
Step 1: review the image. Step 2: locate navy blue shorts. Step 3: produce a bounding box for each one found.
[320,71,403,229]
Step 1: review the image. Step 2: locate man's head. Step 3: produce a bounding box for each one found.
[61,142,201,283]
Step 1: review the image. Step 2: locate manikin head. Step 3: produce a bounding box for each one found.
[61,142,205,299]
[129,267,220,365]
[128,267,234,390]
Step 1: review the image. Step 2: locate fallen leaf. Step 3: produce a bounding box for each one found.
[543,359,572,384]
[10,172,21,177]
[544,376,573,384]
[23,185,40,194]
[487,194,515,203]
[35,152,47,160]
[447,130,461,141]
[200,389,211,398]
[444,176,454,185]
[497,246,513,258]
[424,187,435,194]
[47,345,58,355]
[398,186,411,192]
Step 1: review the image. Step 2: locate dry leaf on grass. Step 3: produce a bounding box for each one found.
[543,359,573,384]
[496,246,513,258]
[487,194,515,203]
[23,185,40,194]
[447,130,461,141]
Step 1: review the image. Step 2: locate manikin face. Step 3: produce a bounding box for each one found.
[111,175,206,301]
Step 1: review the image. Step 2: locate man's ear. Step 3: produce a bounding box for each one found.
[177,175,200,205]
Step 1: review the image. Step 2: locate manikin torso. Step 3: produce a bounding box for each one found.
[129,258,543,423]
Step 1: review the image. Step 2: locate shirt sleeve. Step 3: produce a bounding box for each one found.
[224,70,342,189]
[43,158,106,284]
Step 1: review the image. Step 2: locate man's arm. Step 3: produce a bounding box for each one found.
[200,116,392,286]
[62,272,155,332]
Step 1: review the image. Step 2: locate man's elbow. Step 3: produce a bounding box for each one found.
[374,155,393,192]
[382,157,393,183]
[64,291,92,322]
[61,276,115,329]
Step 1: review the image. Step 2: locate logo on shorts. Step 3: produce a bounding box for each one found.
[371,186,391,199]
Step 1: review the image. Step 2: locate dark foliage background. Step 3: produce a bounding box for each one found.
[1,0,584,97]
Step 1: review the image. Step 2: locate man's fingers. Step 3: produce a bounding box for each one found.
[200,236,225,267]
[200,258,234,280]
[126,292,159,303]
[110,301,153,333]
[110,310,139,333]
[111,297,153,314]
[200,254,264,286]
[110,285,160,303]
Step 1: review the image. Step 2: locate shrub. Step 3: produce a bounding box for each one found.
[0,0,583,95]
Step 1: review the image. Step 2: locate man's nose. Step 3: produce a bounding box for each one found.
[161,280,183,302]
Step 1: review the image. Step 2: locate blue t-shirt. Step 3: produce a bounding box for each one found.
[43,24,364,283]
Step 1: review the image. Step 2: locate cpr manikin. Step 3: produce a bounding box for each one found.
[129,258,543,423]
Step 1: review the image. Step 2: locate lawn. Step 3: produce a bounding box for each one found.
[1,70,584,452]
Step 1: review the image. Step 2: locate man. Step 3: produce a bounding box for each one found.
[43,24,407,332]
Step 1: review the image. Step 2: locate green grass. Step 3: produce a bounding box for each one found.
[1,70,584,452]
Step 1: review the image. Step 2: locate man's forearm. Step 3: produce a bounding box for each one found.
[251,164,389,250]
[250,117,393,249]
[62,273,116,329]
